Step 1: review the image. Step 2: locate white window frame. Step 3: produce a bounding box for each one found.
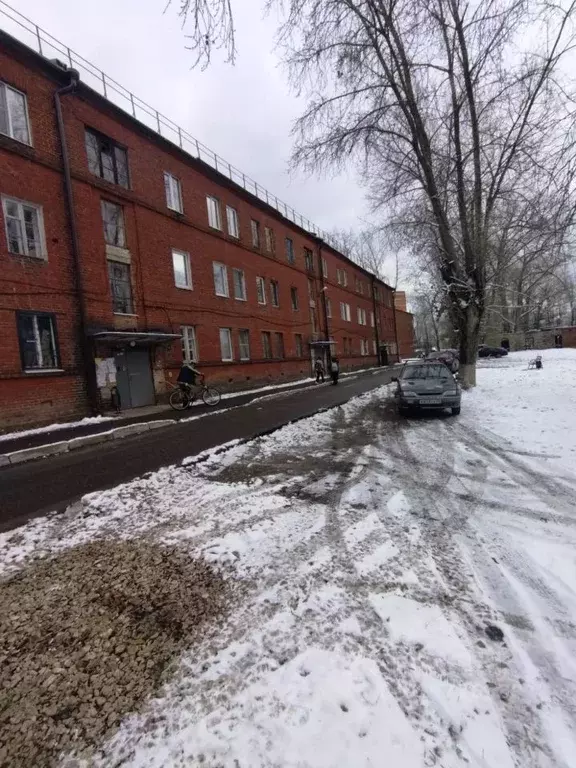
[213,261,229,297]
[270,280,280,307]
[372,339,377,355]
[340,302,351,322]
[172,248,192,290]
[321,256,328,278]
[181,325,198,363]
[285,237,295,263]
[206,195,222,230]
[2,196,46,259]
[238,329,251,361]
[226,205,240,238]
[326,298,332,318]
[164,172,183,213]
[256,276,267,305]
[370,311,375,327]
[357,307,367,325]
[265,226,275,253]
[219,328,233,362]
[232,268,247,301]
[0,82,31,145]
[18,312,59,371]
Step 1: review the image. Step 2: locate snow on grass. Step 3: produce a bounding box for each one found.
[465,347,576,474]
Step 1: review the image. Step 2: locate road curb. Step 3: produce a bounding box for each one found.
[1,420,177,467]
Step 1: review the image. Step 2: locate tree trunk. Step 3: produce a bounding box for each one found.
[459,304,482,388]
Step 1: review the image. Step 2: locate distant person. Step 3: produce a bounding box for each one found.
[555,333,563,348]
[314,358,325,383]
[330,357,340,385]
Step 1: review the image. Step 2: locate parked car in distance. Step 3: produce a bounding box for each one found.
[426,349,459,373]
[394,362,461,416]
[478,344,508,358]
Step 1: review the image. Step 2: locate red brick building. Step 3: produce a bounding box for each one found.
[0,28,414,430]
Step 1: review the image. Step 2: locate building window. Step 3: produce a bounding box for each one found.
[372,339,377,355]
[101,200,126,248]
[308,278,315,303]
[172,249,192,289]
[238,329,251,361]
[164,172,183,213]
[274,332,285,359]
[295,333,303,357]
[265,226,276,254]
[17,312,59,370]
[337,268,348,287]
[370,311,375,327]
[108,261,134,314]
[0,82,31,144]
[251,219,260,248]
[206,196,222,230]
[285,237,295,264]
[233,268,247,300]
[181,325,198,362]
[357,307,367,325]
[261,331,272,359]
[310,307,318,334]
[321,256,328,278]
[326,298,332,318]
[85,128,129,188]
[361,339,369,356]
[219,328,233,361]
[356,279,364,294]
[213,262,229,297]
[270,280,280,307]
[2,197,46,259]
[290,286,299,311]
[226,205,240,238]
[304,248,314,272]
[340,302,351,322]
[256,276,266,305]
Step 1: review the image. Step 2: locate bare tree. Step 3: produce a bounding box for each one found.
[328,227,396,284]
[166,0,236,67]
[172,0,576,386]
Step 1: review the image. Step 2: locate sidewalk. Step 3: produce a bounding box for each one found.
[0,368,397,532]
[0,367,396,456]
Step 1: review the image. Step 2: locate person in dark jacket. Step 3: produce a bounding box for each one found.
[314,357,325,383]
[330,357,340,385]
[177,360,203,399]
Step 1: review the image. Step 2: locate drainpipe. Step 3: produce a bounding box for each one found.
[55,70,100,414]
[316,238,331,363]
[392,290,401,363]
[370,277,381,365]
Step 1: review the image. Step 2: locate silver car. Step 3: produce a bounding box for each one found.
[394,362,461,415]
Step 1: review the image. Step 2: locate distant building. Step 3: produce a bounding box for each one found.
[0,26,414,429]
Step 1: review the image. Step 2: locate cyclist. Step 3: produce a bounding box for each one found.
[177,359,204,403]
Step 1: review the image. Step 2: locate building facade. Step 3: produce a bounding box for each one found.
[0,29,414,430]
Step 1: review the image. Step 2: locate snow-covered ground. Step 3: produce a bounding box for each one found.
[1,349,575,767]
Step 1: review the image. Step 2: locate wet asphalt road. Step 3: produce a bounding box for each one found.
[0,369,396,532]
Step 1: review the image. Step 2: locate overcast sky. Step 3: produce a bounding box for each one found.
[4,0,370,236]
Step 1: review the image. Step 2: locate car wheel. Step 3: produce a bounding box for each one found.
[451,406,461,416]
[399,406,409,416]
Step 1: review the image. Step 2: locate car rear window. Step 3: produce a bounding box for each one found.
[401,365,451,379]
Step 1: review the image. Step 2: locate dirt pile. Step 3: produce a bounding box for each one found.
[0,539,231,767]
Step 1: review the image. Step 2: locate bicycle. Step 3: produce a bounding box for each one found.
[168,378,221,410]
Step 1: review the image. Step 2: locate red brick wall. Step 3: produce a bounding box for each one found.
[0,39,405,430]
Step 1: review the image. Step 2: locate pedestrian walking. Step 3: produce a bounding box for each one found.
[330,357,340,385]
[314,357,325,383]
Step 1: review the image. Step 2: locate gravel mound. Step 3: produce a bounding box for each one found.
[0,539,231,767]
